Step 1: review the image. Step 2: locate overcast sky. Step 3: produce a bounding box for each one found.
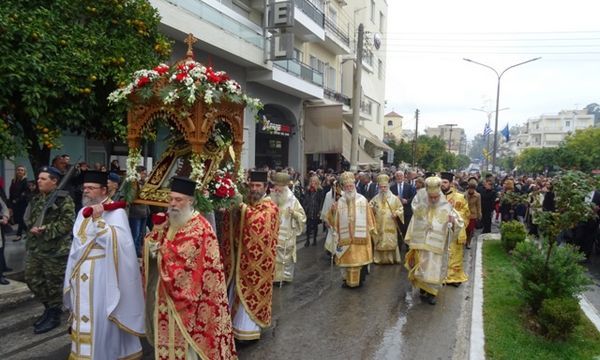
[383,0,600,140]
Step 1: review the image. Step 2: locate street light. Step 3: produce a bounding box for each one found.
[464,57,541,173]
[442,123,457,153]
[471,107,509,171]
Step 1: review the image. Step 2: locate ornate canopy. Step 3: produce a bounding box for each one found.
[119,34,249,207]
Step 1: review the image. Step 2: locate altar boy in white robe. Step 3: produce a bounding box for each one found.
[63,170,145,360]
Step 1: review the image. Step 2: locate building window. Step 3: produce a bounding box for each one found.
[329,6,337,23]
[363,49,374,67]
[379,11,385,33]
[294,48,303,62]
[360,98,372,115]
[387,120,393,126]
[376,103,380,124]
[370,0,375,22]
[378,59,383,80]
[565,120,571,127]
[325,64,336,90]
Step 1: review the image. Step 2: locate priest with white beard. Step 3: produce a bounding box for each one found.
[271,172,306,284]
[369,174,404,264]
[63,170,145,360]
[327,171,375,288]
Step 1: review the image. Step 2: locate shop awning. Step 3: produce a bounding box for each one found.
[343,120,393,153]
[304,104,344,154]
[304,104,380,170]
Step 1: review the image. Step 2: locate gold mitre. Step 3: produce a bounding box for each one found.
[425,176,442,194]
[340,171,355,186]
[272,172,291,186]
[376,174,389,185]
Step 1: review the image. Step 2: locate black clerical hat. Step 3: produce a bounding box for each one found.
[249,171,268,183]
[170,176,196,196]
[83,170,108,186]
[440,172,455,182]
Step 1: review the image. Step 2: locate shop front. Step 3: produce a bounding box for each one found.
[255,105,294,169]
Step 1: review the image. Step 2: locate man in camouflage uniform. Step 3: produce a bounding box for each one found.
[24,166,75,334]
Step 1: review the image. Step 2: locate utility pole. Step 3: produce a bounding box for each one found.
[350,23,364,171]
[412,108,419,168]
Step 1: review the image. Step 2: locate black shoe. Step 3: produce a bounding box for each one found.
[34,306,50,327]
[304,240,310,248]
[447,282,461,288]
[427,295,437,305]
[0,276,9,285]
[312,239,317,246]
[34,308,61,334]
[4,267,13,272]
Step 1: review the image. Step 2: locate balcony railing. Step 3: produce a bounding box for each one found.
[273,59,323,86]
[324,88,350,106]
[324,17,350,47]
[294,0,325,27]
[166,0,263,49]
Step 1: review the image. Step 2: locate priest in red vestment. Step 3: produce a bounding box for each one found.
[222,170,279,341]
[143,176,237,360]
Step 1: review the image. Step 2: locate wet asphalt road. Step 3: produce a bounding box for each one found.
[1,229,476,360]
[239,232,474,360]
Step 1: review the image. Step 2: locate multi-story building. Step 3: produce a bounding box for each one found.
[513,109,595,153]
[5,0,391,181]
[424,125,467,155]
[383,111,403,143]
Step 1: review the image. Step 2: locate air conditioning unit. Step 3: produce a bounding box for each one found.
[335,0,348,6]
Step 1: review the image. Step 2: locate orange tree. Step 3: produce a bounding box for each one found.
[0,0,170,170]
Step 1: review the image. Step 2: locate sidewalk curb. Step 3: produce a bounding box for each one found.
[580,294,600,332]
[469,233,486,360]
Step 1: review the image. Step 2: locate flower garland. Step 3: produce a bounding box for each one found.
[122,148,142,203]
[108,60,262,111]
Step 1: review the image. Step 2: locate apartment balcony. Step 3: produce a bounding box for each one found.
[248,58,323,99]
[153,0,265,67]
[324,87,350,106]
[291,0,325,42]
[323,17,351,54]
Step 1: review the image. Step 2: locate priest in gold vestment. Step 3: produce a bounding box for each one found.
[404,176,463,305]
[328,172,374,288]
[440,172,470,286]
[369,174,403,264]
[143,177,237,360]
[271,172,306,283]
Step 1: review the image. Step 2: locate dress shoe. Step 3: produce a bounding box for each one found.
[447,282,461,288]
[4,267,13,272]
[427,295,437,305]
[34,307,61,334]
[0,276,9,285]
[304,240,310,248]
[312,239,317,246]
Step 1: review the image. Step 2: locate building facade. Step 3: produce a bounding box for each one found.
[509,109,595,154]
[383,111,403,142]
[424,125,467,155]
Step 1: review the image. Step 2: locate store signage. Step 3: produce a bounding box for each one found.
[260,115,292,137]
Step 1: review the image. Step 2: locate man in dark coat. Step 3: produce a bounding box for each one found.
[390,171,416,240]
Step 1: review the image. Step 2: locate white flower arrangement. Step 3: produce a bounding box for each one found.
[189,153,205,190]
[126,148,142,182]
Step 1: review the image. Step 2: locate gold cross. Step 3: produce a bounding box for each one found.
[184,33,197,58]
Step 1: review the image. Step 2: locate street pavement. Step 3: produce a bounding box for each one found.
[1,220,599,359]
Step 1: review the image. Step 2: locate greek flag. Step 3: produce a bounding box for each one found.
[483,122,492,136]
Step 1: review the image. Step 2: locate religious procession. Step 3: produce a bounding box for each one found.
[2,1,600,356]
